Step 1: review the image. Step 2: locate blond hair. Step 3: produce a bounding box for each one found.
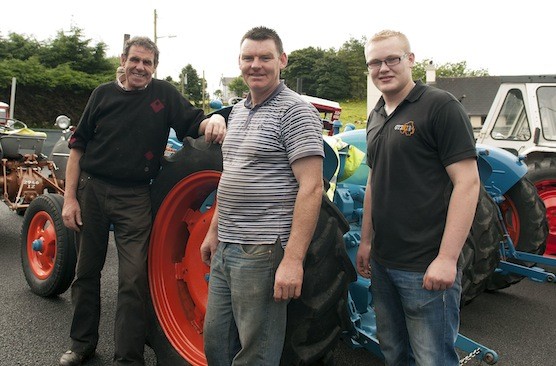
[365,30,411,53]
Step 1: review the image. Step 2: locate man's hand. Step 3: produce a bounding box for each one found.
[422,256,457,291]
[62,196,82,232]
[273,256,304,301]
[356,240,372,278]
[203,114,226,144]
[200,232,219,266]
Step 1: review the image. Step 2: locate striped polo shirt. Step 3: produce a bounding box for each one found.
[217,83,324,246]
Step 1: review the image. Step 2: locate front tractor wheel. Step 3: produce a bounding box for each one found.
[487,176,548,290]
[20,193,76,297]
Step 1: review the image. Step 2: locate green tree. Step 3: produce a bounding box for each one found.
[412,59,489,81]
[282,47,327,96]
[0,33,42,61]
[314,53,351,100]
[337,37,367,99]
[180,64,204,105]
[38,27,113,75]
[228,76,249,97]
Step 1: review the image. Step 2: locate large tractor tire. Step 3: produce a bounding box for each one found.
[526,156,556,256]
[280,196,356,366]
[487,176,548,291]
[146,137,222,366]
[146,136,356,366]
[460,186,503,306]
[20,193,76,297]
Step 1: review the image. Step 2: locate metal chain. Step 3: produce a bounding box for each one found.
[460,347,482,365]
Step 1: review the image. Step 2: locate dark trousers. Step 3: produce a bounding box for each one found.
[69,172,151,365]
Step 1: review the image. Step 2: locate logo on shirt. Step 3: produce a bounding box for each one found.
[394,121,415,136]
[151,99,165,113]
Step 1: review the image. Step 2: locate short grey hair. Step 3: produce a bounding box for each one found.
[123,36,160,67]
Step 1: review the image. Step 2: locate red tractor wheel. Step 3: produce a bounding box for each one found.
[149,170,220,365]
[534,179,556,256]
[526,156,556,256]
[147,137,223,365]
[487,177,547,290]
[20,193,76,297]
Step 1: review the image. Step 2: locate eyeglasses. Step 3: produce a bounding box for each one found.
[366,54,408,70]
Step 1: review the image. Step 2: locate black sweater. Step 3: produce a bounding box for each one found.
[69,79,205,186]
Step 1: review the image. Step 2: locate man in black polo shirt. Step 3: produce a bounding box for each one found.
[355,30,479,365]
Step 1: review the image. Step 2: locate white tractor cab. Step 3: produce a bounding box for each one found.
[475,78,556,256]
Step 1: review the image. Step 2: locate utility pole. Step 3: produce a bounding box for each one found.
[123,34,130,53]
[153,9,176,79]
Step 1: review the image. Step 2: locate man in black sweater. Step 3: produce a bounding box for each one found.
[59,36,226,366]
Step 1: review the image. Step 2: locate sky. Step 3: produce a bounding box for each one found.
[2,0,553,97]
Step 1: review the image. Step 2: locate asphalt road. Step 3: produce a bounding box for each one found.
[0,130,554,365]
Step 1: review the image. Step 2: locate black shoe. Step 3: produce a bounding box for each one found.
[59,350,94,366]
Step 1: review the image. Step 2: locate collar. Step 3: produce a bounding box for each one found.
[117,79,151,91]
[373,80,427,114]
[244,81,286,109]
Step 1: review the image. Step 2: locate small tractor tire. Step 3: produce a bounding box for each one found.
[20,193,76,297]
[460,186,503,306]
[525,156,556,255]
[147,136,356,366]
[487,176,548,291]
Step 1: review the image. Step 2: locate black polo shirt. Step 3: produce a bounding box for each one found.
[366,81,476,271]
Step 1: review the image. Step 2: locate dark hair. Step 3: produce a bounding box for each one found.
[123,36,160,66]
[240,26,284,54]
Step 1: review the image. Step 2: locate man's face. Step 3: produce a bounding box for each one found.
[365,37,414,96]
[238,38,287,96]
[121,45,156,90]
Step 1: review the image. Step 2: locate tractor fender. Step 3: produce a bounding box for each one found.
[476,143,528,198]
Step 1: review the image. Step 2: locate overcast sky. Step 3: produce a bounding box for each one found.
[3,0,552,96]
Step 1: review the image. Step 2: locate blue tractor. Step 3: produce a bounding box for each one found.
[19,107,556,365]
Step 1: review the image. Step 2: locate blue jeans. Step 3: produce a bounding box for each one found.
[370,258,462,366]
[203,241,286,366]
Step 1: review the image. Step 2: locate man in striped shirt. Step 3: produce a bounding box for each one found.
[200,26,324,365]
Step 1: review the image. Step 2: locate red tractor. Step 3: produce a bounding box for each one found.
[0,104,76,297]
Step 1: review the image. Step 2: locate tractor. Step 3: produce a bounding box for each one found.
[0,103,66,214]
[18,99,556,365]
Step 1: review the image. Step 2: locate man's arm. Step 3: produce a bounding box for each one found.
[423,157,480,291]
[356,172,373,278]
[62,148,84,232]
[273,155,323,301]
[200,203,219,266]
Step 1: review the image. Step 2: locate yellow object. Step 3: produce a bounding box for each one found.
[0,127,47,138]
[340,144,365,181]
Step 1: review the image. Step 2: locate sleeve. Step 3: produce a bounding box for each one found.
[434,99,477,167]
[168,87,206,141]
[281,101,324,164]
